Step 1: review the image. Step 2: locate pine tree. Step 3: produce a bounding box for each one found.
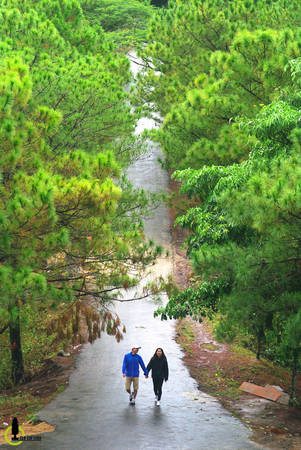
[137,0,301,169]
[155,61,301,398]
[0,0,161,385]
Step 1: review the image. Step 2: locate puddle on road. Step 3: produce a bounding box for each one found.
[200,342,220,351]
[183,391,218,403]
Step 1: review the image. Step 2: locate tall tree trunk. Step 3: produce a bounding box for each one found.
[289,349,299,406]
[256,327,264,360]
[256,337,261,360]
[9,301,24,385]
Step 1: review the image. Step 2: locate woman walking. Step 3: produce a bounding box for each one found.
[147,348,169,406]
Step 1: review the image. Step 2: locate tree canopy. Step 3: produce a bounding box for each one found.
[0,0,160,387]
[155,63,301,403]
[82,0,154,47]
[137,0,301,169]
[139,0,301,404]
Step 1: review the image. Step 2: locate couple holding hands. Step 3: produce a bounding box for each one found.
[122,346,169,406]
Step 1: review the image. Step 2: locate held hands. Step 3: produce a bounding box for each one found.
[144,375,148,379]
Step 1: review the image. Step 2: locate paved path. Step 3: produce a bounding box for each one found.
[34,279,262,449]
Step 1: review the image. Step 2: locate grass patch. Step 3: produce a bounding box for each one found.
[177,320,194,342]
[230,344,256,359]
[57,384,66,394]
[25,413,40,424]
[200,343,220,351]
[176,320,195,354]
[0,392,42,423]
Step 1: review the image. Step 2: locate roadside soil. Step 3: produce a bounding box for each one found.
[0,355,77,443]
[168,177,301,449]
[0,310,91,443]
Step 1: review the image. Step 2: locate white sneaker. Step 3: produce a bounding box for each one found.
[156,400,160,406]
[131,398,135,405]
[129,393,133,402]
[154,395,158,401]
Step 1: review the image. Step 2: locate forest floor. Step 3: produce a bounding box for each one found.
[0,316,91,443]
[0,355,74,442]
[168,177,301,449]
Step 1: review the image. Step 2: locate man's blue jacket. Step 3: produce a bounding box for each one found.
[122,352,148,377]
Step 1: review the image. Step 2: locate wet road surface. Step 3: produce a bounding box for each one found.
[1,55,264,450]
[34,287,262,450]
[32,291,263,450]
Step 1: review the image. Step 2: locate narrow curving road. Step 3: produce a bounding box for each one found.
[1,55,264,449]
[35,292,262,450]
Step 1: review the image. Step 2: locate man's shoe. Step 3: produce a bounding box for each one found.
[129,392,133,402]
[156,400,160,406]
[130,398,135,405]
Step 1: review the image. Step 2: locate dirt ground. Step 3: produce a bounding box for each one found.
[0,313,91,443]
[176,318,301,449]
[0,354,74,443]
[168,177,301,449]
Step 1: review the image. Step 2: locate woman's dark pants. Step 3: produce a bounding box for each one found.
[152,377,164,400]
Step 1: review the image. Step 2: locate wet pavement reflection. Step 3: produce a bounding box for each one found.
[35,289,261,449]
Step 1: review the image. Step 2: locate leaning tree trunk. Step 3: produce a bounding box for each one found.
[289,349,299,407]
[9,301,24,385]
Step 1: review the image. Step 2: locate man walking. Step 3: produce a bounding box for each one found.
[122,346,148,404]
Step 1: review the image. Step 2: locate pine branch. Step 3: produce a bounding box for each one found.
[105,294,151,302]
[0,323,9,335]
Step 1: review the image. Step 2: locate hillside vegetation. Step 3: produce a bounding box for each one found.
[135,0,301,405]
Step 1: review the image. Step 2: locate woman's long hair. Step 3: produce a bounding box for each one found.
[151,347,167,360]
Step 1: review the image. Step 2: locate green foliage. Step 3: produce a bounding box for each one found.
[0,305,59,390]
[0,0,161,387]
[155,63,301,400]
[0,392,42,417]
[155,278,230,321]
[82,0,153,47]
[137,0,301,169]
[141,1,301,398]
